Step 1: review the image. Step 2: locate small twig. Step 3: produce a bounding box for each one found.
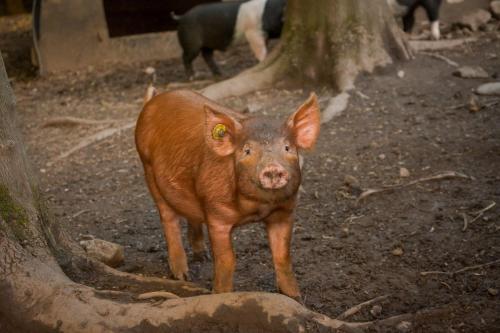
[47,122,135,166]
[419,51,459,67]
[462,202,496,231]
[72,209,89,219]
[337,295,389,320]
[461,212,469,232]
[42,116,129,128]
[420,259,500,276]
[137,291,180,300]
[357,171,472,202]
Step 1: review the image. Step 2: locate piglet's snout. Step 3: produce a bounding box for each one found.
[259,163,289,189]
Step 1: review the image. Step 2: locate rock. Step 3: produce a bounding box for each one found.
[491,1,500,20]
[321,92,350,124]
[455,9,492,31]
[453,66,489,79]
[378,153,386,160]
[488,288,498,296]
[468,95,480,113]
[397,70,405,78]
[392,247,404,256]
[476,82,500,95]
[399,167,410,178]
[370,304,382,318]
[144,66,155,75]
[397,321,412,333]
[80,238,124,267]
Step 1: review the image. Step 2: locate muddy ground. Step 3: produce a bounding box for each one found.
[1,3,500,332]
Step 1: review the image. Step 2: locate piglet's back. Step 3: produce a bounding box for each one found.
[136,90,205,164]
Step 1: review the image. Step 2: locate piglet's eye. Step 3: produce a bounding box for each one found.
[244,147,251,155]
[285,145,290,152]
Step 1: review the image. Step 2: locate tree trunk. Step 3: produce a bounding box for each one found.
[0,51,428,332]
[202,0,412,100]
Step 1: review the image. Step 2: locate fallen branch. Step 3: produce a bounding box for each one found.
[420,259,500,277]
[42,116,130,128]
[409,37,478,51]
[419,52,459,67]
[47,122,135,166]
[337,295,389,320]
[137,291,180,300]
[357,171,472,202]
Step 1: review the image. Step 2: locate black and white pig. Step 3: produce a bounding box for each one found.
[172,0,287,79]
[387,0,442,40]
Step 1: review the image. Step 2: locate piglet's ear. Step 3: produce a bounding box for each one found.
[204,105,242,157]
[287,93,320,150]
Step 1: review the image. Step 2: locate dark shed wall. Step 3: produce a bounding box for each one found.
[102,0,221,37]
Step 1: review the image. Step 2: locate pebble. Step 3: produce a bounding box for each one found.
[370,304,382,318]
[397,321,412,333]
[392,247,404,256]
[399,167,410,178]
[488,288,498,296]
[476,82,500,96]
[453,66,489,79]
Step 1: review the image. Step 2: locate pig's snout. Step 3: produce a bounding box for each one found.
[259,163,289,190]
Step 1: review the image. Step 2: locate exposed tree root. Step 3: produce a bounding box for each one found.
[409,37,478,51]
[419,52,459,67]
[201,44,283,101]
[357,171,473,203]
[420,259,500,277]
[47,122,135,166]
[62,254,209,297]
[41,116,130,128]
[137,291,180,300]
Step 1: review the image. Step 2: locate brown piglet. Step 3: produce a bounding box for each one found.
[135,89,320,299]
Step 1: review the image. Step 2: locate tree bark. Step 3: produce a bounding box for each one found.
[202,0,412,100]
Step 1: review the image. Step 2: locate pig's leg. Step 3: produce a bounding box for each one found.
[265,211,301,299]
[207,223,235,293]
[244,29,267,62]
[201,47,221,77]
[188,222,207,261]
[402,9,416,33]
[144,166,189,280]
[421,0,440,40]
[182,50,199,80]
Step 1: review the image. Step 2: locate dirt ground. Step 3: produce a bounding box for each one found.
[1,2,500,332]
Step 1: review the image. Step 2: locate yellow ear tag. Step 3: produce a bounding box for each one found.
[212,124,227,140]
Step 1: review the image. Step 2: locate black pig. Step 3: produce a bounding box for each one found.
[172,0,287,79]
[388,0,442,40]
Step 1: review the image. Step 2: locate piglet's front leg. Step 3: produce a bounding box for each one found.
[265,210,301,301]
[207,222,236,293]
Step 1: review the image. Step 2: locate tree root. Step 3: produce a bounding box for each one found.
[357,171,473,203]
[137,291,180,300]
[63,254,209,297]
[201,45,283,101]
[41,116,130,128]
[409,37,478,51]
[46,122,135,166]
[419,52,459,67]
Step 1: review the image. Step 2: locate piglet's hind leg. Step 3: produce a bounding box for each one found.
[144,166,189,280]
